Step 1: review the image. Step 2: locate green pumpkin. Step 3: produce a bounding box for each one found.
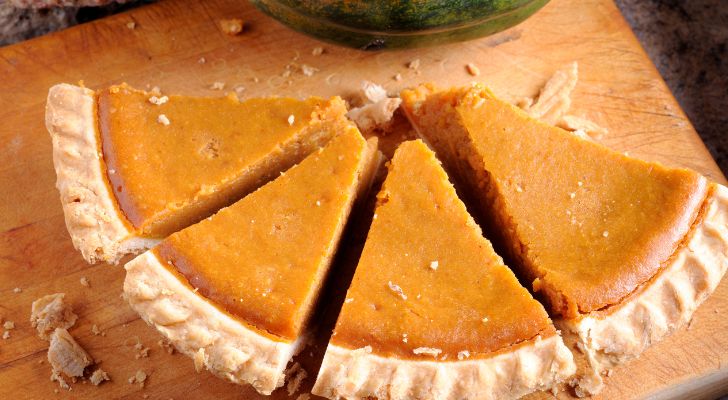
[250,0,549,50]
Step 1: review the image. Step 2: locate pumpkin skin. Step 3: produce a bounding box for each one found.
[250,0,549,50]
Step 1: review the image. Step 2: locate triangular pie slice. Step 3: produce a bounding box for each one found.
[123,128,381,394]
[46,83,348,264]
[313,140,575,399]
[402,84,728,393]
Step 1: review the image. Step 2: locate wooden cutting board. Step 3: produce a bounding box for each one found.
[1,0,727,398]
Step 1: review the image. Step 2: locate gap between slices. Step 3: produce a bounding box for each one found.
[123,127,382,395]
[313,140,575,400]
[46,83,349,264]
[401,83,728,396]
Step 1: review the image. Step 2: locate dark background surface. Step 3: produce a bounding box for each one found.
[1,0,726,176]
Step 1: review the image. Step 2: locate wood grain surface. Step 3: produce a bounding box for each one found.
[0,0,727,399]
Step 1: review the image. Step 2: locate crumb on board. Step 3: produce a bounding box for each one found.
[126,21,136,30]
[210,81,225,90]
[285,362,308,396]
[219,18,245,36]
[79,277,90,287]
[90,368,110,386]
[157,114,170,126]
[158,339,176,354]
[346,81,402,134]
[407,59,420,70]
[48,328,93,379]
[30,293,78,340]
[466,63,480,77]
[412,347,442,357]
[312,46,324,56]
[13,287,22,293]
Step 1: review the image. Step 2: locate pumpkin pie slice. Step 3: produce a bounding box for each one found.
[46,83,347,264]
[402,84,728,394]
[123,128,381,394]
[313,140,575,399]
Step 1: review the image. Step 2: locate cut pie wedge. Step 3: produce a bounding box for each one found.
[123,128,381,394]
[402,84,728,394]
[46,83,348,264]
[313,140,575,400]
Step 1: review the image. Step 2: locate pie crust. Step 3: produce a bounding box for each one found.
[312,333,575,400]
[46,84,156,264]
[124,251,299,394]
[563,183,728,395]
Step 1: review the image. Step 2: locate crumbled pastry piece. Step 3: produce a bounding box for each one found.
[288,115,295,125]
[429,260,439,270]
[219,18,244,36]
[126,21,136,30]
[148,95,169,106]
[346,81,402,134]
[457,350,471,360]
[30,293,78,340]
[193,348,207,372]
[393,73,402,82]
[157,114,170,126]
[466,63,480,77]
[301,64,318,77]
[89,368,110,386]
[4,320,14,330]
[285,362,308,396]
[210,82,225,90]
[558,114,608,140]
[218,18,245,36]
[13,287,22,293]
[2,331,10,339]
[524,62,578,125]
[312,47,324,56]
[157,339,175,354]
[79,277,90,287]
[408,59,420,70]
[135,370,148,387]
[412,347,442,357]
[48,328,93,378]
[91,324,101,336]
[50,370,71,390]
[387,281,407,300]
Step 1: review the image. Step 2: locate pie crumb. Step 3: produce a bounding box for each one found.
[157,114,170,126]
[315,200,321,207]
[48,328,93,378]
[429,260,439,270]
[158,339,175,354]
[193,348,207,372]
[412,347,442,357]
[148,95,169,106]
[90,368,110,386]
[126,21,136,30]
[30,293,78,339]
[301,64,318,77]
[198,57,206,64]
[602,231,609,238]
[402,333,408,343]
[393,73,402,82]
[466,63,480,77]
[79,277,90,287]
[3,321,14,330]
[312,47,324,56]
[387,281,407,300]
[135,370,147,387]
[91,324,101,336]
[2,331,9,339]
[219,18,244,36]
[482,316,489,323]
[288,115,295,125]
[285,362,308,396]
[408,59,420,70]
[210,82,225,90]
[13,287,22,293]
[457,350,471,360]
